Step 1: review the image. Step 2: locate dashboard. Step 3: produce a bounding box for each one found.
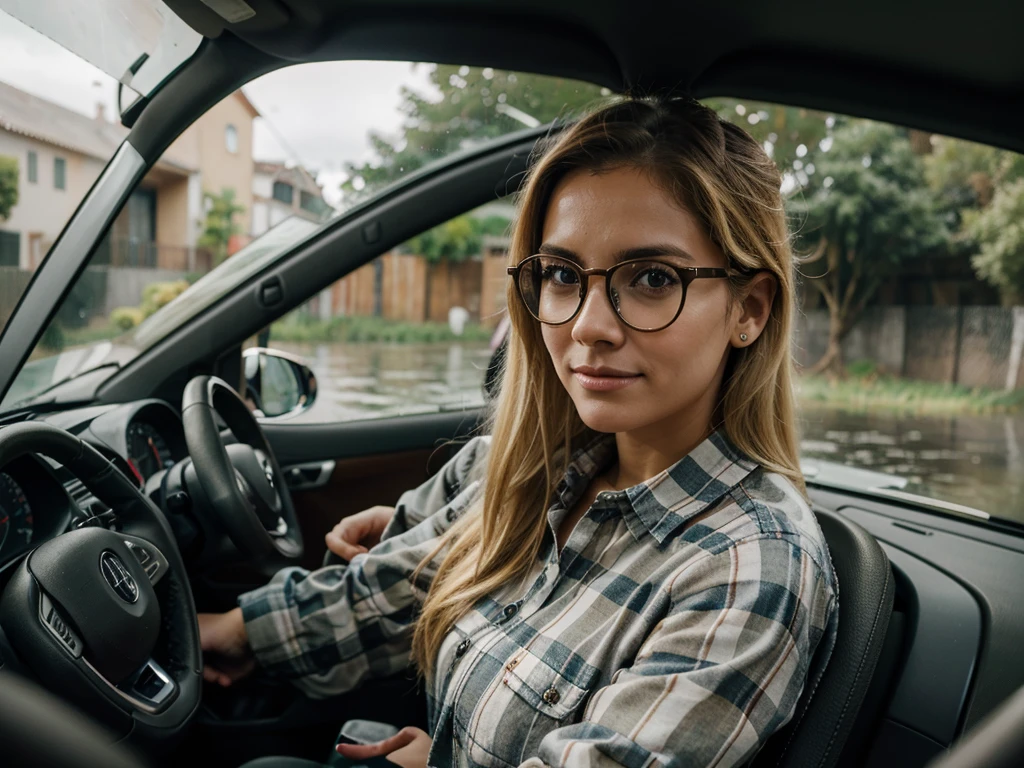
[0,399,188,567]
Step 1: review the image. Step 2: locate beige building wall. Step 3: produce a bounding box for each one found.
[195,93,257,237]
[0,131,106,268]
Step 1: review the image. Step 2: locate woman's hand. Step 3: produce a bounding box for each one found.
[336,727,432,768]
[197,607,255,687]
[325,505,395,561]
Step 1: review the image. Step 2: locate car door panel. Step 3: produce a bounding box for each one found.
[264,409,485,570]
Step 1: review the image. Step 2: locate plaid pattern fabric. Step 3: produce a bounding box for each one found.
[240,431,838,768]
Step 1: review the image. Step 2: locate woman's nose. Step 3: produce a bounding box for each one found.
[570,276,626,346]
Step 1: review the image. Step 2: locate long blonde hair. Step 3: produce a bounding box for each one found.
[412,96,802,677]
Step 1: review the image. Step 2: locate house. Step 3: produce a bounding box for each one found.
[252,161,331,237]
[0,81,259,272]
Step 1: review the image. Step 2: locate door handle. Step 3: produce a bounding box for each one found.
[282,460,336,490]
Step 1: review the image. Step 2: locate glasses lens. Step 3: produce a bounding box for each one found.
[609,261,685,330]
[518,256,582,324]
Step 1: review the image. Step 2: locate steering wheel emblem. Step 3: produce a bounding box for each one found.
[100,551,139,603]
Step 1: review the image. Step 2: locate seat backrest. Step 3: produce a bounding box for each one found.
[753,508,895,768]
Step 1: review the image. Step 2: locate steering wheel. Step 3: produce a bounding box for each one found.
[0,422,202,740]
[181,375,303,562]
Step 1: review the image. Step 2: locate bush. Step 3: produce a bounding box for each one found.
[140,280,189,317]
[110,306,146,331]
[38,321,65,351]
[269,314,492,344]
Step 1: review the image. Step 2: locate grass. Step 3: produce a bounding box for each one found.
[270,314,493,344]
[798,370,1024,415]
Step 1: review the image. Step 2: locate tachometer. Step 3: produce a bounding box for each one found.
[126,422,174,483]
[0,472,33,554]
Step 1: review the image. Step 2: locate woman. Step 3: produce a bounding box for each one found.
[200,96,838,768]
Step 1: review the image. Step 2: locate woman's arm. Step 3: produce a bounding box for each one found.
[382,435,491,538]
[519,534,837,768]
[205,435,491,698]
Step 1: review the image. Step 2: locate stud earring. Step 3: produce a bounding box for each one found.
[739,333,748,342]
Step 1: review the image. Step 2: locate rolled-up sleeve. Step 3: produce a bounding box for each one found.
[239,435,491,698]
[520,534,838,768]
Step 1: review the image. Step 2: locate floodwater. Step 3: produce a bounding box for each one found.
[277,341,1024,526]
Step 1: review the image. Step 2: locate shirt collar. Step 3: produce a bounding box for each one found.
[554,429,759,544]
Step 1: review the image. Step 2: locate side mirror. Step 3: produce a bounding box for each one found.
[242,348,318,419]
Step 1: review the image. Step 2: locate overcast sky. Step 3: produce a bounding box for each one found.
[0,7,435,205]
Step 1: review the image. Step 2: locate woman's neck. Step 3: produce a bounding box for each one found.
[605,414,714,491]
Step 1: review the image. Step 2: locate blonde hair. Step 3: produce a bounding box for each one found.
[412,96,802,677]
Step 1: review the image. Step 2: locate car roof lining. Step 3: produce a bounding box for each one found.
[156,0,1024,154]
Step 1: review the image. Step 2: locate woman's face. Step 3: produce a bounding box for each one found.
[539,166,762,444]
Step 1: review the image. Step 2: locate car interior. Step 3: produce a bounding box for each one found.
[0,1,1023,767]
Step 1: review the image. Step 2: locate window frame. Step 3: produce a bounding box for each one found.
[53,156,66,191]
[225,123,239,154]
[272,181,294,205]
[27,151,37,184]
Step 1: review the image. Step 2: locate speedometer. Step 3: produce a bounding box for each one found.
[126,422,174,483]
[0,472,33,554]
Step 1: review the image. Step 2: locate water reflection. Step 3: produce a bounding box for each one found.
[278,341,492,424]
[276,341,1024,525]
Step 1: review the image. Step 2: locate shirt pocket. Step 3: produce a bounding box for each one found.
[463,647,600,767]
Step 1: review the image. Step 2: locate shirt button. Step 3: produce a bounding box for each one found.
[542,686,561,705]
[502,603,519,621]
[455,640,470,658]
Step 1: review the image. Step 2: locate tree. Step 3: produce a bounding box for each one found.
[791,121,948,376]
[706,99,830,176]
[199,188,244,265]
[967,178,1024,305]
[341,65,609,202]
[0,155,18,221]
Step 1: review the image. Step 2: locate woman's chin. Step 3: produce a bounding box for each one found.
[574,402,643,434]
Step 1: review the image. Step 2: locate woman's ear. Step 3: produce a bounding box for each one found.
[732,272,776,347]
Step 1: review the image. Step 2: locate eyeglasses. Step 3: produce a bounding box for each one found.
[507,254,731,332]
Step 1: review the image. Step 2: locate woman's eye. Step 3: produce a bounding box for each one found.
[541,266,580,286]
[633,268,677,290]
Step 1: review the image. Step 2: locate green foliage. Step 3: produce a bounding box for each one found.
[0,155,17,220]
[791,121,947,373]
[403,215,480,263]
[38,320,64,351]
[270,313,492,344]
[924,137,1024,234]
[140,280,189,317]
[800,371,1024,415]
[341,65,609,202]
[110,307,146,330]
[966,178,1024,305]
[706,99,830,174]
[199,188,245,265]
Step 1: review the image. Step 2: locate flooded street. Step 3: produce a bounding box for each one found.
[278,341,1024,525]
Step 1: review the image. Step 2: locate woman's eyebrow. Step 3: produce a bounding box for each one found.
[615,244,696,263]
[536,243,696,264]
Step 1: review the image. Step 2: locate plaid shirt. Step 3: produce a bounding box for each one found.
[240,431,838,768]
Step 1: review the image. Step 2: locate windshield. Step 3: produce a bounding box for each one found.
[0,8,130,333]
[1,61,610,409]
[0,0,201,103]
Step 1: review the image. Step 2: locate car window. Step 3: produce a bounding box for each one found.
[264,202,513,424]
[0,8,124,333]
[2,61,609,409]
[268,97,1024,528]
[706,98,1024,526]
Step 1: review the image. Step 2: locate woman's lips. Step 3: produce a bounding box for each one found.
[572,370,643,392]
